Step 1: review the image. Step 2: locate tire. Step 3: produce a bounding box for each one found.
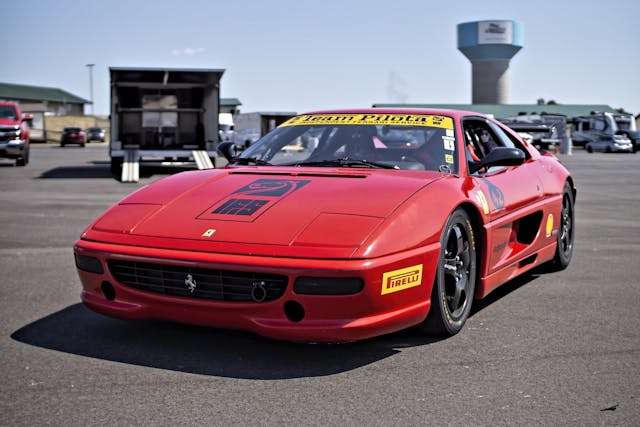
[586,145,593,153]
[419,208,477,336]
[60,142,65,147]
[16,147,29,166]
[606,146,612,153]
[81,142,86,147]
[543,182,575,271]
[110,157,123,175]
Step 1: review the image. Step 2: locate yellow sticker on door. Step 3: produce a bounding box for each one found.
[381,264,423,295]
[475,190,490,214]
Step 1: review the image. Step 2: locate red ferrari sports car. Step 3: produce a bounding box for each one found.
[74,109,575,342]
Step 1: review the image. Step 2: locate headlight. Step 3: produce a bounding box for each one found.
[74,253,104,274]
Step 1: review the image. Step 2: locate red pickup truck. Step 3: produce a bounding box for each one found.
[0,101,31,166]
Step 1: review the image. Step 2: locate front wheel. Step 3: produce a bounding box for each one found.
[419,208,477,336]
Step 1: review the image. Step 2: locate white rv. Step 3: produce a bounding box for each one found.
[572,112,637,152]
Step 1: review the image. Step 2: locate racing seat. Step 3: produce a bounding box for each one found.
[344,127,379,161]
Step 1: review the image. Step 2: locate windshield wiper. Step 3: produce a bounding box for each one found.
[290,158,398,169]
[231,157,273,166]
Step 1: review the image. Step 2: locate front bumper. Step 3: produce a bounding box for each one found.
[0,139,26,158]
[74,239,440,342]
[613,144,633,152]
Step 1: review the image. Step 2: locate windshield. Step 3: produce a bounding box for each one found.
[237,113,458,172]
[614,116,633,131]
[0,105,18,120]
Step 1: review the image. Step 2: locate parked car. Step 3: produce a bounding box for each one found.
[61,127,86,147]
[86,127,105,142]
[74,108,576,342]
[572,111,637,149]
[618,130,640,153]
[0,101,31,166]
[585,134,633,153]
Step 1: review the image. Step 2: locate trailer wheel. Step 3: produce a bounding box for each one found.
[110,157,123,175]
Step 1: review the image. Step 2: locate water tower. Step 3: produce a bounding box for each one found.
[457,20,523,104]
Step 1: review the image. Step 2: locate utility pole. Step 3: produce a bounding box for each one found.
[86,63,95,115]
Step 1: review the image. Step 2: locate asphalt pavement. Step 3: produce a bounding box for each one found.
[1,144,638,426]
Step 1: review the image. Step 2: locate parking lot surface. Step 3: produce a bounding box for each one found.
[1,145,639,425]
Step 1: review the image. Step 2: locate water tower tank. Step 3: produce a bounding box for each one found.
[457,20,523,104]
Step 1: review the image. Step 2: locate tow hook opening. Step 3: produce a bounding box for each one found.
[284,301,305,322]
[101,281,116,301]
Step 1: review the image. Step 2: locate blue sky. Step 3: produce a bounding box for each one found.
[2,0,639,115]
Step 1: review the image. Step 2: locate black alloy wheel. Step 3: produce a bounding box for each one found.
[544,182,575,271]
[420,208,477,336]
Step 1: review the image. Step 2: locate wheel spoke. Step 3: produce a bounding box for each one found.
[449,282,462,312]
[454,226,465,258]
[459,241,470,269]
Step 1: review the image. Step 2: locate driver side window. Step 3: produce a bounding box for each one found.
[462,119,502,163]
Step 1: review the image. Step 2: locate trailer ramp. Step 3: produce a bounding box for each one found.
[120,149,213,183]
[121,149,140,183]
[192,150,214,169]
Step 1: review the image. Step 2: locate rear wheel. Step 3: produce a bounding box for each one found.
[419,208,477,336]
[543,182,575,271]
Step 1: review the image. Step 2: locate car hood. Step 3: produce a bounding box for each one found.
[0,118,20,127]
[86,168,443,256]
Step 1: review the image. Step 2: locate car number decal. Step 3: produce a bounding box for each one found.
[198,179,310,222]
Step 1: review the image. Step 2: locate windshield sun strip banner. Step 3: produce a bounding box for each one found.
[280,114,454,130]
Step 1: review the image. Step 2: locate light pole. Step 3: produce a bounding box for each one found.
[86,63,95,115]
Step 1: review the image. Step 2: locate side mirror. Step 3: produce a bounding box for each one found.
[468,147,525,174]
[217,141,236,162]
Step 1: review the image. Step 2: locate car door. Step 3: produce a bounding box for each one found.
[462,117,544,274]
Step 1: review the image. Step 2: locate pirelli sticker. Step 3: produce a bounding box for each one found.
[281,114,454,129]
[381,264,423,295]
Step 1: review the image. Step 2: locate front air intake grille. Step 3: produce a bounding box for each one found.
[108,260,287,302]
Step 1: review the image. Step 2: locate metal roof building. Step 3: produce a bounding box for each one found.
[371,103,620,119]
[0,82,90,115]
[220,97,242,115]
